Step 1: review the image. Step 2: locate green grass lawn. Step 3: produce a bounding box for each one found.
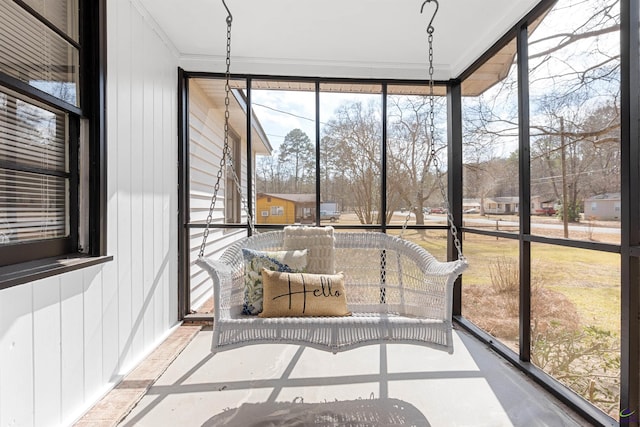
[409,232,621,335]
[549,286,620,333]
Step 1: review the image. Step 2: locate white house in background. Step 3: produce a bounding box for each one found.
[465,196,556,215]
[484,196,519,214]
[584,193,621,220]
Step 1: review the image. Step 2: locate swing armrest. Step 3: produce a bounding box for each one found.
[198,256,234,281]
[416,256,467,322]
[420,257,468,281]
[197,256,236,319]
[392,236,468,283]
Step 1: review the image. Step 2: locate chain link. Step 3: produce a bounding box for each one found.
[425,26,465,262]
[417,0,464,261]
[229,159,255,233]
[399,209,412,238]
[400,27,435,239]
[199,4,241,258]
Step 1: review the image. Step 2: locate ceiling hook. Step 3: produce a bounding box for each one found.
[222,0,232,24]
[420,0,439,34]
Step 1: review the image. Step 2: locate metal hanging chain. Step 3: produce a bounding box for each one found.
[399,0,440,240]
[417,0,465,261]
[229,159,255,233]
[199,0,255,258]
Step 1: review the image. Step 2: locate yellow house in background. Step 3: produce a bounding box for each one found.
[256,193,316,224]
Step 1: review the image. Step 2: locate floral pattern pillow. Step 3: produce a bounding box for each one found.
[242,248,308,315]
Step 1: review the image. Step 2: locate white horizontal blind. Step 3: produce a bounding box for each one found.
[21,0,79,41]
[0,92,66,170]
[0,89,68,245]
[0,1,79,106]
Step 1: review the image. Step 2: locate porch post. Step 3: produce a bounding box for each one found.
[177,68,190,319]
[447,80,463,316]
[620,0,640,422]
[516,23,531,363]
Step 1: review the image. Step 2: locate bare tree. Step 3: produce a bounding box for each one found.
[256,153,286,193]
[322,101,382,224]
[387,95,447,224]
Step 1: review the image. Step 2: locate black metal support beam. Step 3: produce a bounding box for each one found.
[68,116,80,252]
[177,68,190,319]
[246,78,254,236]
[447,80,463,316]
[516,23,532,363]
[81,0,107,257]
[620,0,640,422]
[315,81,321,226]
[381,84,388,233]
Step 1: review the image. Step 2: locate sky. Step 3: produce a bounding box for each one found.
[250,89,380,152]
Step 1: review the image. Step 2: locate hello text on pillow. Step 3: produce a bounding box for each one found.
[259,269,350,318]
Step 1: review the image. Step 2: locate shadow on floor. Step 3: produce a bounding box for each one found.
[201,397,430,426]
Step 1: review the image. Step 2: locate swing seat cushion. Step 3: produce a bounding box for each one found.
[259,270,350,318]
[283,225,335,274]
[242,248,308,315]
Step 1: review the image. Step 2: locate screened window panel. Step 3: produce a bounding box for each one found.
[0,1,79,106]
[0,88,68,245]
[0,89,67,173]
[0,168,68,244]
[320,83,382,226]
[20,0,79,41]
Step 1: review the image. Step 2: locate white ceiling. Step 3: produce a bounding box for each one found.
[138,0,543,81]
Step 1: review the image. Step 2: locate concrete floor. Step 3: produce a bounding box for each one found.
[113,326,592,427]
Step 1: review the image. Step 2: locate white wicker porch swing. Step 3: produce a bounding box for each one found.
[197,0,468,354]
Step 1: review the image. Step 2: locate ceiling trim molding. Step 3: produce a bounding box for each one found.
[129,0,180,59]
[179,54,451,81]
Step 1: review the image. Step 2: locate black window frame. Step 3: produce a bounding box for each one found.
[0,0,109,289]
[225,128,242,224]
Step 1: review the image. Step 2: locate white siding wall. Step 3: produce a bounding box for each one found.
[188,81,247,311]
[0,1,180,425]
